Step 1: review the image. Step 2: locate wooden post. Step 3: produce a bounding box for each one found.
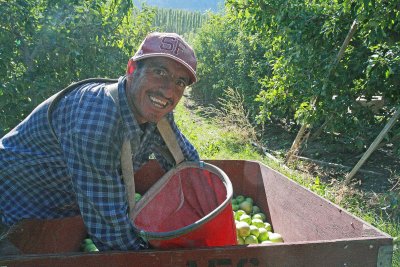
[285,121,309,164]
[345,106,400,184]
[285,20,358,163]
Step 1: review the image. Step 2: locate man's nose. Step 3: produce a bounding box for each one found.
[161,76,176,97]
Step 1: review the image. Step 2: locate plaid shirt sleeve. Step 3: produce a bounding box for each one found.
[56,83,144,251]
[61,132,144,251]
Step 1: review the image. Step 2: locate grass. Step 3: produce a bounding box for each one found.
[175,91,400,266]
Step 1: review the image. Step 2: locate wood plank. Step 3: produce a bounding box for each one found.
[0,238,392,267]
[8,216,86,254]
[258,162,390,242]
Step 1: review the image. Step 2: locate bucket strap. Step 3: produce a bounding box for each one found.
[106,83,137,219]
[47,78,118,141]
[157,118,185,165]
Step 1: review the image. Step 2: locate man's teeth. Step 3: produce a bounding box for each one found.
[149,96,167,108]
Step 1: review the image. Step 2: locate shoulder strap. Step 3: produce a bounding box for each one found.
[157,118,185,165]
[105,83,137,219]
[47,78,118,141]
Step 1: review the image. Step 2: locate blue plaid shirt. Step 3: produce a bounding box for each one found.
[0,76,199,251]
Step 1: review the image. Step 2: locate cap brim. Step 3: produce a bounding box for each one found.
[131,53,197,85]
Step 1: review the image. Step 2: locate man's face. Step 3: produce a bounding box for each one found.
[125,57,190,124]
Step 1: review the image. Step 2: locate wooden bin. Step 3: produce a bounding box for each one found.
[0,160,393,267]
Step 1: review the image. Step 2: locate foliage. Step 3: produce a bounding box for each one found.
[192,13,265,118]
[192,0,400,150]
[0,0,155,136]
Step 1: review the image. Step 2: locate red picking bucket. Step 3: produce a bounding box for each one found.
[131,161,237,249]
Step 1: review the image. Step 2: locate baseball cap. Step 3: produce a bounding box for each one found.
[131,32,197,85]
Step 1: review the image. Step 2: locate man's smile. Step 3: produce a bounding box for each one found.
[149,94,169,109]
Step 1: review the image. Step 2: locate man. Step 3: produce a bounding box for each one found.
[0,32,200,251]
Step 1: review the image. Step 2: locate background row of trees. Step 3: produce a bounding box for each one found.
[153,8,207,35]
[1,0,399,156]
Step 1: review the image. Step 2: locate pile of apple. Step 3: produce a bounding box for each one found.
[232,195,283,245]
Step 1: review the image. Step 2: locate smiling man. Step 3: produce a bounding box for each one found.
[126,57,190,123]
[0,32,200,252]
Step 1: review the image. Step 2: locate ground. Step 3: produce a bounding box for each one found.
[261,121,400,194]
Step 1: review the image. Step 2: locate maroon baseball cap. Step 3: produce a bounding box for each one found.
[131,32,197,84]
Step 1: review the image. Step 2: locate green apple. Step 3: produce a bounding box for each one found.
[135,193,142,202]
[239,214,252,225]
[244,235,258,244]
[83,238,93,245]
[235,210,246,220]
[236,195,245,203]
[237,236,245,245]
[231,198,238,205]
[245,197,254,205]
[268,232,283,243]
[84,243,99,252]
[264,222,272,231]
[239,201,253,214]
[253,213,267,222]
[251,218,264,228]
[252,205,261,214]
[232,204,239,211]
[252,214,263,221]
[257,227,269,242]
[249,225,259,238]
[236,221,251,238]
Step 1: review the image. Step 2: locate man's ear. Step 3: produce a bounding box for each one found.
[126,59,136,76]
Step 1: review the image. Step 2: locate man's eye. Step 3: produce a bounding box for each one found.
[176,79,187,88]
[153,68,167,76]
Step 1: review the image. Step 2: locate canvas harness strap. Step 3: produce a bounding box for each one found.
[48,79,185,221]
